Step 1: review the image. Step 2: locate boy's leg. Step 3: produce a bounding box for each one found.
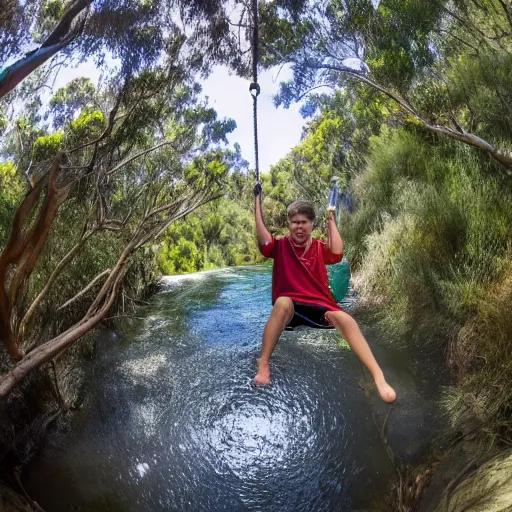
[255,297,295,385]
[325,310,397,403]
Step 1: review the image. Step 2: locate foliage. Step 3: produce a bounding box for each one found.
[0,161,23,245]
[157,177,262,275]
[0,20,241,398]
[263,0,446,95]
[49,77,97,128]
[159,239,203,274]
[0,0,271,106]
[32,131,64,161]
[1,0,512,477]
[257,0,512,444]
[442,269,512,443]
[0,114,6,135]
[262,0,512,171]
[348,126,512,442]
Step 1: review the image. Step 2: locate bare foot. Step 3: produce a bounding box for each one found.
[374,375,397,403]
[254,359,271,385]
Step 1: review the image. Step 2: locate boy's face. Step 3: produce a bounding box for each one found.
[288,214,313,246]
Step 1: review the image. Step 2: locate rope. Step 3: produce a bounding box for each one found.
[249,0,260,182]
[251,0,258,87]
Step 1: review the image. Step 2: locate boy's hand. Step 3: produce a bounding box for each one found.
[253,182,262,197]
[325,210,337,229]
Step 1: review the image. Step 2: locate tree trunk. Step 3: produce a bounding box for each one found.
[0,157,70,361]
[0,268,125,398]
[0,0,92,100]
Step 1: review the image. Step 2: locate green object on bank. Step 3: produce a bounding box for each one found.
[328,258,351,302]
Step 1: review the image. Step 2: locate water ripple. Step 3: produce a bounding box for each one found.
[22,267,446,512]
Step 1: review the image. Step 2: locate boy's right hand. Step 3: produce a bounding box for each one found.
[253,182,262,197]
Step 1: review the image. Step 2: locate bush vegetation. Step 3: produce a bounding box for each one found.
[345,129,512,443]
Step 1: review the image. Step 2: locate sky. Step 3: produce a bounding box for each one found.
[201,66,304,172]
[51,62,305,173]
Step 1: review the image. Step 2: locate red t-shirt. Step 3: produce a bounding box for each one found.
[259,236,343,311]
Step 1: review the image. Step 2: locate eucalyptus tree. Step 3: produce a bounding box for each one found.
[0,0,253,101]
[261,0,512,171]
[0,0,282,398]
[0,53,237,396]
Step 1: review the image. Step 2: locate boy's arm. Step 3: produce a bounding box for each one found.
[326,210,343,255]
[254,183,272,245]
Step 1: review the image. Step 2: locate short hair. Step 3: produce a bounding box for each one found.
[287,200,316,222]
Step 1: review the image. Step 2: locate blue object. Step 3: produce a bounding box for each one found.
[328,183,338,211]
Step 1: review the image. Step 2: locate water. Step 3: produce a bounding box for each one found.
[23,267,445,511]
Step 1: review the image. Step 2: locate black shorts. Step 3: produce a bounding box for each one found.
[285,302,335,330]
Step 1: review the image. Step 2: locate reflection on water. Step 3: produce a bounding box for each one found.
[23,267,445,511]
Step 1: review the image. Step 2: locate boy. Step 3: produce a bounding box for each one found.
[254,183,396,403]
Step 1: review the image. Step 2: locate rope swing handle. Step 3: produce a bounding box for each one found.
[250,0,260,183]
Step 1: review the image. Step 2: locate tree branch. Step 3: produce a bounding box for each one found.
[0,267,126,399]
[0,43,68,100]
[57,268,110,311]
[86,243,135,316]
[0,187,43,361]
[313,63,512,172]
[19,225,98,335]
[68,93,123,155]
[106,140,176,176]
[0,0,92,100]
[136,190,223,249]
[42,0,93,48]
[8,159,71,312]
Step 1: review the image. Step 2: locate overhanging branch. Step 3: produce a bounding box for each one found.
[0,0,92,100]
[313,62,512,172]
[106,140,177,176]
[0,266,125,399]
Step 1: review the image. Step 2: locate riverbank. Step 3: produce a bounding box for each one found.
[0,274,161,511]
[350,269,512,512]
[418,441,512,512]
[0,325,105,512]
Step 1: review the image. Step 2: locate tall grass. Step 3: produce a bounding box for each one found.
[442,268,512,443]
[347,127,512,443]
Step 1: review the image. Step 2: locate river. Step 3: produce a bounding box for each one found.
[23,266,446,511]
